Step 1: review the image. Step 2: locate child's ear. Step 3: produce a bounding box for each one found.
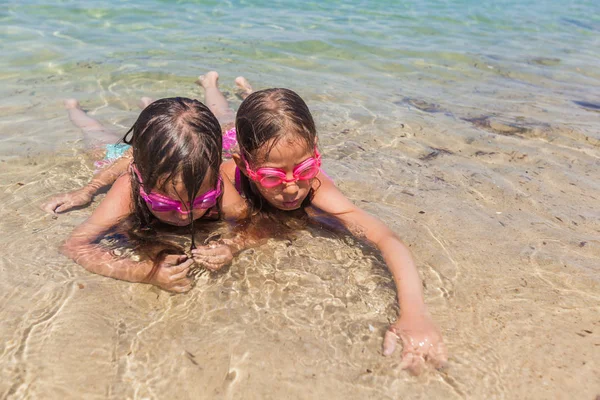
[231,153,248,177]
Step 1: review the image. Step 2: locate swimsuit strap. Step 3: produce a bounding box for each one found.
[234,167,243,195]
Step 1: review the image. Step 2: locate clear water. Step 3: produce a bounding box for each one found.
[1,1,599,398]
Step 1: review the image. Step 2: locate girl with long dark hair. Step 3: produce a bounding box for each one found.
[61,97,247,293]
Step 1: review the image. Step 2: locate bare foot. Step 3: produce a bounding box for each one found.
[64,98,81,110]
[235,76,253,99]
[195,71,219,89]
[138,96,154,109]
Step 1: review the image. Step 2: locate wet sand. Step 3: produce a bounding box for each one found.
[0,91,598,399]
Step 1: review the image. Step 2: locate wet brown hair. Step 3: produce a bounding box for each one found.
[122,97,222,281]
[235,88,318,214]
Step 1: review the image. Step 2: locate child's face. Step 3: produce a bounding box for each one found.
[148,174,216,226]
[250,138,316,211]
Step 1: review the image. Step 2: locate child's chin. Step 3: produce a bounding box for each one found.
[155,211,206,226]
[157,217,193,227]
[166,220,192,227]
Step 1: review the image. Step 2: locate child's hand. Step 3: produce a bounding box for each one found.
[191,243,233,271]
[150,255,194,293]
[383,313,447,375]
[41,188,94,214]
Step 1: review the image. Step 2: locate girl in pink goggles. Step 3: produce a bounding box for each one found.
[59,97,247,295]
[132,164,223,213]
[225,88,447,375]
[242,148,321,188]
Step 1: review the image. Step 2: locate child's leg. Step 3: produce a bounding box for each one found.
[64,99,121,148]
[195,71,236,124]
[138,97,154,109]
[234,76,253,100]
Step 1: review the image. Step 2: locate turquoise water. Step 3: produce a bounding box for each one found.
[1,0,599,155]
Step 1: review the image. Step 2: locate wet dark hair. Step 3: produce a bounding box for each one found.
[121,97,222,280]
[235,88,318,214]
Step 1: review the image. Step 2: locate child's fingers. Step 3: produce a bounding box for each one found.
[427,341,448,370]
[192,245,228,256]
[169,266,192,281]
[191,246,210,255]
[172,259,194,272]
[170,282,193,293]
[400,352,425,375]
[163,254,188,267]
[382,329,398,356]
[192,258,215,270]
[203,262,223,272]
[41,199,62,214]
[194,258,228,271]
[193,253,230,264]
[399,351,415,370]
[55,202,73,213]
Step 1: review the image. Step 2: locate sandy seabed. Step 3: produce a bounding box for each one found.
[0,86,599,399]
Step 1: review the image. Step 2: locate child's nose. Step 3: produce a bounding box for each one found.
[177,210,191,220]
[281,180,299,194]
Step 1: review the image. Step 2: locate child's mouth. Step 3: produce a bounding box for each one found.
[282,199,300,208]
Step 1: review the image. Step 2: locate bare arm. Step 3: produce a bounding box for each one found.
[310,171,446,373]
[218,163,249,221]
[83,149,133,196]
[61,174,194,292]
[41,149,132,214]
[311,173,426,312]
[61,174,151,281]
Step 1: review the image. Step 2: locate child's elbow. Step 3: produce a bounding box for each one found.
[59,239,73,259]
[222,201,250,222]
[60,236,81,261]
[375,230,404,250]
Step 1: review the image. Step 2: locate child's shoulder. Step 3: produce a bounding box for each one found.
[84,173,133,227]
[113,172,133,190]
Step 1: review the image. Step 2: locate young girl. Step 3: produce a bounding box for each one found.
[221,88,448,374]
[59,97,248,293]
[42,72,252,214]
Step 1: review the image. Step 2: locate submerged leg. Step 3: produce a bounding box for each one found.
[195,71,236,124]
[64,99,120,147]
[138,96,154,109]
[234,76,254,100]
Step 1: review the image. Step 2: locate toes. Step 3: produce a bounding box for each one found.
[234,76,253,92]
[138,97,154,109]
[195,75,206,86]
[196,71,219,87]
[64,98,80,109]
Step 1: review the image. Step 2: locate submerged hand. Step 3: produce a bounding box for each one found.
[41,188,93,214]
[191,243,233,271]
[150,255,194,293]
[383,313,447,375]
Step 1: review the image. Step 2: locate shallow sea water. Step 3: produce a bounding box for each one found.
[1,0,599,399]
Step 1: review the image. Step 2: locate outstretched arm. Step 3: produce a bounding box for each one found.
[310,172,447,374]
[61,174,194,292]
[41,149,132,214]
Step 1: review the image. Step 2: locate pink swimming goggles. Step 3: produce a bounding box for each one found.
[243,147,321,188]
[131,165,222,214]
